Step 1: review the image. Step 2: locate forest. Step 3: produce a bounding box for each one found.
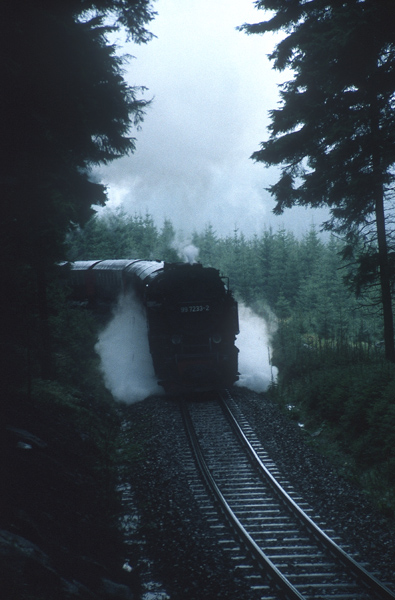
[67,206,384,353]
[66,208,395,513]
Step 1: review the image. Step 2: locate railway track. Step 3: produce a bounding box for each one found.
[181,391,395,600]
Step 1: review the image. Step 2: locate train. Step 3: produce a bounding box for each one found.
[65,259,239,394]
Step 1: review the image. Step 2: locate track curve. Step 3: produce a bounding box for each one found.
[181,392,395,600]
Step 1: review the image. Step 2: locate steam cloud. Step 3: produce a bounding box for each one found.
[95,293,163,403]
[171,239,200,264]
[236,304,277,393]
[95,295,277,402]
[181,244,199,264]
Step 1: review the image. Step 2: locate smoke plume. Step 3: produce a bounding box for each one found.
[171,238,200,264]
[181,244,199,264]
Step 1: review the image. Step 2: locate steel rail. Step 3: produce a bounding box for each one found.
[219,392,395,600]
[181,399,306,600]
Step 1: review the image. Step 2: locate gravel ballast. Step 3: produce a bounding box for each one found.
[120,387,395,599]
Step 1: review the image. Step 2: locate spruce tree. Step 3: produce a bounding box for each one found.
[240,0,395,361]
[1,0,155,385]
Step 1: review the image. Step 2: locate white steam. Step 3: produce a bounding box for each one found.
[236,304,277,393]
[95,293,163,403]
[181,244,199,264]
[171,237,200,264]
[95,294,277,402]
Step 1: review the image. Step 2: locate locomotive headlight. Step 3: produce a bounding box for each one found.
[212,333,222,344]
[171,334,182,345]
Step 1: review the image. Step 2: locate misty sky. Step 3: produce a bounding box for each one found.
[94,0,329,238]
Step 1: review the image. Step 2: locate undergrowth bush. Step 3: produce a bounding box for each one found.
[271,330,395,516]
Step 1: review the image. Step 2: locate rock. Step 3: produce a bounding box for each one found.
[6,427,48,449]
[0,529,51,566]
[0,530,97,599]
[100,578,134,599]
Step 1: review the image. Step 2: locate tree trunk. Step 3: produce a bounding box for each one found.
[375,188,395,362]
[370,82,395,362]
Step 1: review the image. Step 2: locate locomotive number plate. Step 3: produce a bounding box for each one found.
[181,305,210,313]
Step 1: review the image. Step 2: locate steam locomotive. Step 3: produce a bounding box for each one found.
[66,259,239,394]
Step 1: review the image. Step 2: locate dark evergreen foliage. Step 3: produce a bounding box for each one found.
[239,0,395,361]
[1,1,155,390]
[2,1,154,269]
[67,208,180,261]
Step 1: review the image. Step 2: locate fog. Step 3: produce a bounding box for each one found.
[94,0,329,238]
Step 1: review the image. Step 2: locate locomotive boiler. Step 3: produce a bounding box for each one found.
[67,259,239,393]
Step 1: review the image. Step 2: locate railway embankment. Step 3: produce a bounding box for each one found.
[270,356,395,517]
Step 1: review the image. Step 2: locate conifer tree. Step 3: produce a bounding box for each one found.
[1,0,155,384]
[240,0,395,361]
